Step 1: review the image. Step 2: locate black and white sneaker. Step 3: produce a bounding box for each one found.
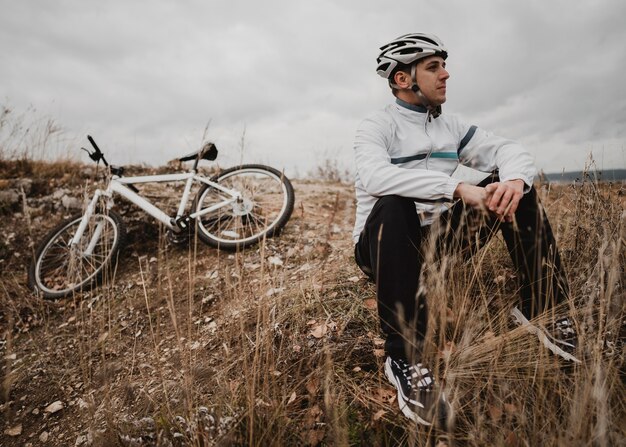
[384,356,450,426]
[510,307,581,363]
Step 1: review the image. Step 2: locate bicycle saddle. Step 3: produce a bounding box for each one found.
[178,143,218,162]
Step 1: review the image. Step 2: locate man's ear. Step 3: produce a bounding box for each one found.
[393,71,410,89]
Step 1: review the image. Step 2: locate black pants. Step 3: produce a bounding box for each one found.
[354,177,569,360]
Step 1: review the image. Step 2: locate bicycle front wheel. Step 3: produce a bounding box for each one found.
[193,164,294,250]
[28,210,126,299]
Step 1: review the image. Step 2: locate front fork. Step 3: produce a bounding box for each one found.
[70,189,114,256]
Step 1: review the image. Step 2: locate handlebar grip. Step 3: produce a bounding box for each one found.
[87,135,102,154]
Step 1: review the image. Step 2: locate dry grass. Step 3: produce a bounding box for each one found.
[0,151,624,446]
[0,105,68,161]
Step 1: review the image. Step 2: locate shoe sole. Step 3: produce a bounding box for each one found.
[384,359,432,426]
[510,307,581,363]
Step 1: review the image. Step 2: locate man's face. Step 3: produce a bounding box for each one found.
[414,55,449,106]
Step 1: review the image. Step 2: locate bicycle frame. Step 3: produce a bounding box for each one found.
[71,170,242,249]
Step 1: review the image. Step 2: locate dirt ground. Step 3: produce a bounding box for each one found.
[1,162,624,446]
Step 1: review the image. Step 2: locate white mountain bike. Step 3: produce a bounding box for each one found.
[28,136,295,299]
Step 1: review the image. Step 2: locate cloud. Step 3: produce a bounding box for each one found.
[0,0,624,175]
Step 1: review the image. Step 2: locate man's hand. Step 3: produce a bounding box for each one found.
[453,183,487,210]
[484,179,525,222]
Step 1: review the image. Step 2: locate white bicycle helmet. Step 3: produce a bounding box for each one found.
[376,33,448,117]
[376,33,448,80]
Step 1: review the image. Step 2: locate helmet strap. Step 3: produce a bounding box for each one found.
[410,63,442,119]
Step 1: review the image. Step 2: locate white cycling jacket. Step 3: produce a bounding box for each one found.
[353,98,536,242]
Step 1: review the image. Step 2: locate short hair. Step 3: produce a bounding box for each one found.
[390,62,411,81]
[389,62,412,94]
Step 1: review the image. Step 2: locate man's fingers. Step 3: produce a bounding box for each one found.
[496,189,514,215]
[488,185,505,211]
[482,180,524,221]
[500,192,522,222]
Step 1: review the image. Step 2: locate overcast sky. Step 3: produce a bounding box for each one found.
[1,0,625,177]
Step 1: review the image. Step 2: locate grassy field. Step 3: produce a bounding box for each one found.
[0,156,624,446]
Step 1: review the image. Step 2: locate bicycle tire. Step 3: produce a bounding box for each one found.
[193,164,294,250]
[28,210,126,299]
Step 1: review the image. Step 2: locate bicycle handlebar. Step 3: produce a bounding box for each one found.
[87,135,102,154]
[85,135,109,166]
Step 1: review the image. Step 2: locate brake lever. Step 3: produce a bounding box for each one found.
[81,147,101,162]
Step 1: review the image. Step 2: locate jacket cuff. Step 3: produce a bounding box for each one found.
[444,178,462,200]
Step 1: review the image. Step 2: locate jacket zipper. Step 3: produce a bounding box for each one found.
[424,109,434,169]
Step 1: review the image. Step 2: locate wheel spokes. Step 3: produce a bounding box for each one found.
[37,215,117,293]
[196,169,287,243]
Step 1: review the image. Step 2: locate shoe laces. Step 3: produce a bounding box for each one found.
[554,316,576,338]
[397,359,434,391]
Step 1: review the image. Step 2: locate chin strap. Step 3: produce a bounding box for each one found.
[410,64,442,119]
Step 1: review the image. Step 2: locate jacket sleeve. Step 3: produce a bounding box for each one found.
[354,114,460,200]
[455,117,536,189]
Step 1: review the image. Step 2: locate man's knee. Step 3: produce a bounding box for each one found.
[367,195,421,241]
[372,195,417,219]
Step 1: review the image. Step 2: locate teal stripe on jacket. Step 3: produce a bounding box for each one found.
[391,152,458,164]
[430,152,458,159]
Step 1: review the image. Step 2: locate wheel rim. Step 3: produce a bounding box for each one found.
[196,168,289,245]
[35,214,119,295]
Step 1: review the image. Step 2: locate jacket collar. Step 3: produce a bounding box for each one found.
[395,98,428,113]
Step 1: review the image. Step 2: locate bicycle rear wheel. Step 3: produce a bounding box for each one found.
[28,210,126,299]
[193,164,294,250]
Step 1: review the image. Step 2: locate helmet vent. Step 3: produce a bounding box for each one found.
[418,37,438,46]
[378,62,391,73]
[396,47,423,55]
